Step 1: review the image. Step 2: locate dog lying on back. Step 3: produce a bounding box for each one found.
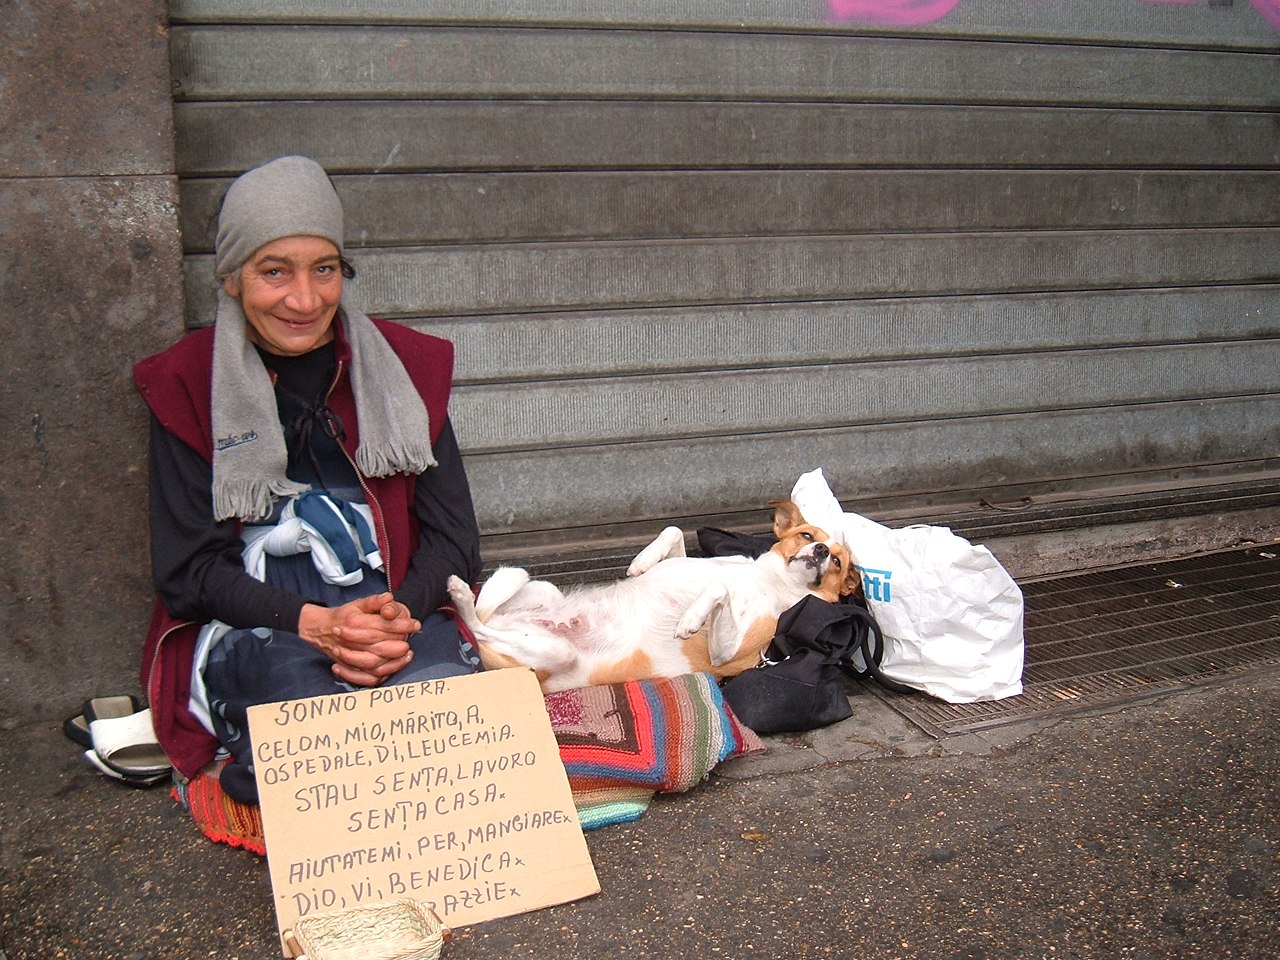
[447,500,859,692]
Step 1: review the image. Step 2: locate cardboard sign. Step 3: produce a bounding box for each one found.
[247,668,599,952]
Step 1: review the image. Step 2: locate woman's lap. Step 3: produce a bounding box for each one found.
[203,609,479,803]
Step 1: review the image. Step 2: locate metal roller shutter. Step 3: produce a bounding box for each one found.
[168,1,1280,578]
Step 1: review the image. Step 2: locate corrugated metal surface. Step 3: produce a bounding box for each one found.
[167,1,1280,549]
[179,171,1280,245]
[869,545,1280,736]
[169,0,1280,49]
[171,26,1276,107]
[173,102,1280,173]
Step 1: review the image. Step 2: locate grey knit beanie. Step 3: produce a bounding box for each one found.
[215,156,344,278]
[209,155,437,522]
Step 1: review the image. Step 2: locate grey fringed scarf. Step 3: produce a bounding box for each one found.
[210,156,435,522]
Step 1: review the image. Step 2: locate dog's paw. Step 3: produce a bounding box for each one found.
[674,609,705,640]
[627,526,686,577]
[625,547,658,578]
[446,575,475,611]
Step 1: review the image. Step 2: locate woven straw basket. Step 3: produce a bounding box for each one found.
[285,898,449,960]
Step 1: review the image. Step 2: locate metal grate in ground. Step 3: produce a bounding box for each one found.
[862,544,1280,737]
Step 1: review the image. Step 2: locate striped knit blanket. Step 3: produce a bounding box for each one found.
[547,672,764,827]
[176,672,763,848]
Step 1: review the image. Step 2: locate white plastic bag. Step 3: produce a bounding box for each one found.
[792,468,1024,703]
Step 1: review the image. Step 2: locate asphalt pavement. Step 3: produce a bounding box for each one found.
[2,666,1277,960]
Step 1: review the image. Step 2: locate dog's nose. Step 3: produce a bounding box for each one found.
[813,542,829,560]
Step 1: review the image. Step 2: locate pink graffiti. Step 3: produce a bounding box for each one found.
[828,0,1280,30]
[1145,0,1280,29]
[1252,0,1277,28]
[826,0,963,25]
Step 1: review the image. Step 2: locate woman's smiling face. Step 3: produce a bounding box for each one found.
[223,235,343,357]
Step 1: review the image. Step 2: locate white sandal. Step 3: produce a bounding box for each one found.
[85,703,172,783]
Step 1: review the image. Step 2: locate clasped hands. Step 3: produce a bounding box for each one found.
[299,592,420,686]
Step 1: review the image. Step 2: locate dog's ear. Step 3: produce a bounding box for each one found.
[769,499,806,538]
[842,558,863,599]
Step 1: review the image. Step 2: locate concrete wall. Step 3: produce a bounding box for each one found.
[0,1,184,727]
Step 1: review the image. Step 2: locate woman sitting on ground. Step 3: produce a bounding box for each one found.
[134,155,483,803]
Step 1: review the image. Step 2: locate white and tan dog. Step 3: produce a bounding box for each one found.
[446,501,859,692]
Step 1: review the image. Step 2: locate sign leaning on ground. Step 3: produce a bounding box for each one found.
[248,668,600,952]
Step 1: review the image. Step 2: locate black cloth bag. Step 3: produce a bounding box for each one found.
[695,526,774,559]
[722,593,906,734]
